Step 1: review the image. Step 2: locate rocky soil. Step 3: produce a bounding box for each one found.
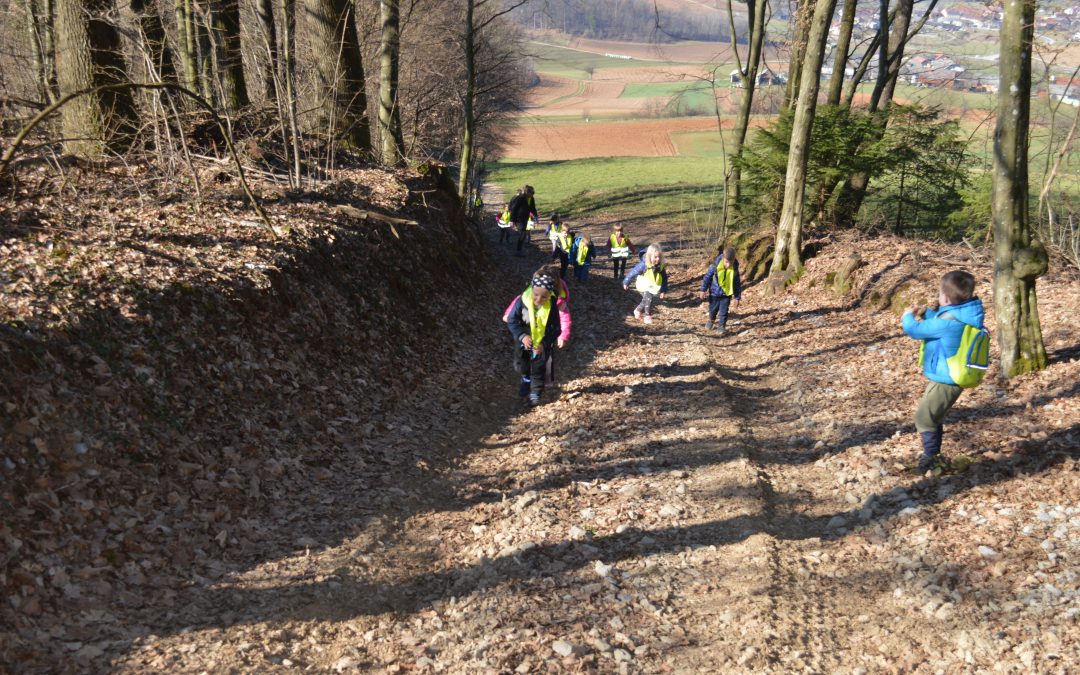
[3,179,1079,672]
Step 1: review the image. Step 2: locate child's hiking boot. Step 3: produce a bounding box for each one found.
[705,319,713,330]
[643,314,653,324]
[518,377,530,397]
[914,454,947,475]
[633,308,642,321]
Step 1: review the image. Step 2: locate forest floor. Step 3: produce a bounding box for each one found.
[4,182,1080,672]
[109,207,1080,673]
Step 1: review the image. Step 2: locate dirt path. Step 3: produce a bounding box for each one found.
[102,215,1079,673]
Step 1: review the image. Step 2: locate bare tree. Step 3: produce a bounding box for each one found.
[305,0,371,151]
[992,0,1048,377]
[210,0,249,110]
[768,0,839,290]
[54,0,137,155]
[378,0,405,165]
[724,0,768,219]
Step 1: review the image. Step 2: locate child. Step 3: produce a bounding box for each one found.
[547,214,564,258]
[497,202,513,244]
[503,263,572,385]
[553,227,575,279]
[608,224,634,279]
[699,246,742,333]
[623,243,668,324]
[509,185,537,256]
[507,274,563,406]
[901,270,985,474]
[571,233,595,283]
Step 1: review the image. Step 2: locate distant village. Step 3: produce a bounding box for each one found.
[731,1,1080,107]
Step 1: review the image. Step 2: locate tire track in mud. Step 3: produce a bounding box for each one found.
[662,291,841,672]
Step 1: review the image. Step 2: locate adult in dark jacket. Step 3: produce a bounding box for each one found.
[509,185,538,256]
[507,273,562,405]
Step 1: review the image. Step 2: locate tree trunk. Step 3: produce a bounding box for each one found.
[832,0,914,228]
[54,0,137,155]
[768,0,839,291]
[378,0,405,165]
[992,0,1048,377]
[211,0,248,111]
[305,0,371,151]
[724,0,766,217]
[175,0,198,92]
[27,0,48,102]
[131,0,177,83]
[457,0,476,198]
[196,2,214,101]
[826,0,856,105]
[280,0,301,182]
[783,0,813,110]
[256,0,278,101]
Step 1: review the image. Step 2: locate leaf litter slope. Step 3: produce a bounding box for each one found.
[105,202,1080,672]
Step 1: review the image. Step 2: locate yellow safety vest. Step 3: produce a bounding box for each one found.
[498,209,512,227]
[525,288,553,347]
[716,265,735,297]
[576,241,591,265]
[635,264,665,294]
[610,234,630,258]
[526,216,536,231]
[556,231,573,252]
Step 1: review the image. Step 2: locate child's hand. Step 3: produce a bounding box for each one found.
[622,284,628,291]
[533,343,545,357]
[521,335,533,350]
[905,305,918,317]
[731,299,740,312]
[659,293,666,300]
[557,338,567,349]
[699,291,707,300]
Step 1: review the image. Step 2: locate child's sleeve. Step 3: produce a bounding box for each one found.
[507,298,527,342]
[734,261,743,300]
[502,295,519,323]
[660,268,670,293]
[623,262,643,286]
[558,298,571,342]
[701,262,716,292]
[902,313,955,340]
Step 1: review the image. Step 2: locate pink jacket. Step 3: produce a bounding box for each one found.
[503,281,572,343]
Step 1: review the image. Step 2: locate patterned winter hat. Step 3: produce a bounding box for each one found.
[532,274,556,293]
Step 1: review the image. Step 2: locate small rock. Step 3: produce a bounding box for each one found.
[568,526,587,541]
[978,546,1000,560]
[333,656,361,672]
[659,505,682,518]
[552,640,574,658]
[613,648,633,662]
[827,515,846,529]
[594,560,613,578]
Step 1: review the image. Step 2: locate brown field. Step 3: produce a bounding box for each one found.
[525,75,582,107]
[591,64,711,82]
[566,37,736,64]
[502,118,720,159]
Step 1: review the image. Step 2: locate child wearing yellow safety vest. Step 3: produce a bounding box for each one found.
[699,246,742,334]
[571,233,595,283]
[608,224,635,279]
[547,214,565,259]
[507,274,563,406]
[497,202,513,244]
[623,243,668,325]
[552,227,575,279]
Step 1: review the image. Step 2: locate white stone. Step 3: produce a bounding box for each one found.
[552,640,574,657]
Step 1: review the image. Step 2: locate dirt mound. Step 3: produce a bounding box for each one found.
[0,163,510,667]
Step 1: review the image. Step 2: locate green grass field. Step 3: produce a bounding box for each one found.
[526,42,675,79]
[487,157,727,222]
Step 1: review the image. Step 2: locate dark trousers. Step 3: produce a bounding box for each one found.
[514,343,550,395]
[556,251,569,278]
[574,262,590,282]
[515,222,528,252]
[613,257,628,278]
[498,226,511,243]
[708,294,732,328]
[635,291,657,315]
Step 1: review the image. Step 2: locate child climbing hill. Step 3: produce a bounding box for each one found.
[700,246,742,334]
[623,243,668,324]
[506,273,564,406]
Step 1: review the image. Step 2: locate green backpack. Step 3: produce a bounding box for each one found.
[919,317,991,389]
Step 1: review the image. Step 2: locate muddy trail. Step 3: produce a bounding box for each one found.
[57,213,1080,672]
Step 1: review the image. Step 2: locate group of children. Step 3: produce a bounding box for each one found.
[496,193,986,475]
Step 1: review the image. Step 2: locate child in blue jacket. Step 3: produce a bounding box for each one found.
[623,243,668,324]
[699,246,742,334]
[901,270,985,474]
[570,233,595,283]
